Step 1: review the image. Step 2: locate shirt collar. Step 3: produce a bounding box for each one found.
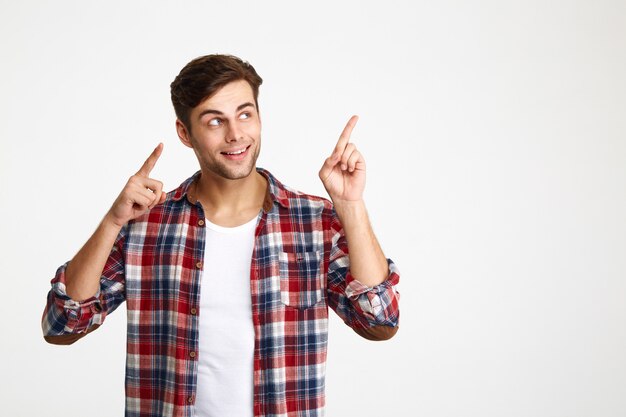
[171,167,290,212]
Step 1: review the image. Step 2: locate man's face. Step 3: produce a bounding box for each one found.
[177,79,261,181]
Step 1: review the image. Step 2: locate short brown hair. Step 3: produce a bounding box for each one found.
[170,54,263,129]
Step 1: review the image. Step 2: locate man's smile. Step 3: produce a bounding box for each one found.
[221,145,251,160]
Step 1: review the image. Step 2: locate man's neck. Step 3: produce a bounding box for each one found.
[195,168,267,227]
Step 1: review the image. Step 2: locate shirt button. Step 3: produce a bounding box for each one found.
[187,395,194,404]
[198,219,205,226]
[196,261,203,269]
[189,351,196,358]
[190,308,197,315]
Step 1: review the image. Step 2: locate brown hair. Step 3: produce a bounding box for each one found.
[170,54,263,129]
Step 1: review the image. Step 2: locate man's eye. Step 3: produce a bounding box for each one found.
[208,118,222,126]
[239,112,250,120]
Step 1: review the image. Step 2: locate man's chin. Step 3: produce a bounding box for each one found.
[207,163,256,181]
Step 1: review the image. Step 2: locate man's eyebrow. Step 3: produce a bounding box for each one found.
[197,102,256,120]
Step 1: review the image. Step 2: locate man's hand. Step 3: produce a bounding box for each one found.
[318,115,365,202]
[106,143,166,228]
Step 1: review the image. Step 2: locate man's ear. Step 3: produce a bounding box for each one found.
[176,119,193,149]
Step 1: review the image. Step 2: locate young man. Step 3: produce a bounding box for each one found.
[42,54,400,417]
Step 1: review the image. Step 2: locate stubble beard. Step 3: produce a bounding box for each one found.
[204,142,261,181]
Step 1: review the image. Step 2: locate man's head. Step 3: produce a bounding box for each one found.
[171,54,264,181]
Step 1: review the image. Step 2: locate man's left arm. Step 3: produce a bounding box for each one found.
[319,115,400,339]
[331,199,388,286]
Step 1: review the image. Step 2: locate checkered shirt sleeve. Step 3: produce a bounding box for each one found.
[326,210,400,332]
[42,226,127,340]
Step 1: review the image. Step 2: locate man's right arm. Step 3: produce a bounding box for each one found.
[42,144,166,344]
[63,214,125,301]
[65,143,166,300]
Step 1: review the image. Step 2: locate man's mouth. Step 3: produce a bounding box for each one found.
[221,145,251,159]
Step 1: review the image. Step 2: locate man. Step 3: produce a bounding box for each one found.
[42,54,400,417]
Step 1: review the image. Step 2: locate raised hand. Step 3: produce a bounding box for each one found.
[318,115,366,202]
[106,143,166,227]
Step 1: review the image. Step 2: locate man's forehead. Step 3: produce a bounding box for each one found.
[196,80,255,112]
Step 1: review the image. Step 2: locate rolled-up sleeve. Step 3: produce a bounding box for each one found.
[42,227,127,344]
[325,214,400,341]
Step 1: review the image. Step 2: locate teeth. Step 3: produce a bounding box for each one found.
[225,148,246,155]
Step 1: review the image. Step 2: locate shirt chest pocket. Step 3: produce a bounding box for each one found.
[278,250,324,309]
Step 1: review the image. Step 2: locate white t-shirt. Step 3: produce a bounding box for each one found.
[194,215,258,417]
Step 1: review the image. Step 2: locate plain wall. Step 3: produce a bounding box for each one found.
[1,0,625,416]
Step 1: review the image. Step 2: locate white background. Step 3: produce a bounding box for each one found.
[1,0,625,416]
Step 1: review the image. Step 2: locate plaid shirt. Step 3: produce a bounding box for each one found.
[42,168,400,417]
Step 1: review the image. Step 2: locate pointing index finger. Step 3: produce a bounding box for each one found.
[333,115,359,156]
[137,143,163,177]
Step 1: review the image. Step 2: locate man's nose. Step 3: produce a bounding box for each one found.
[225,122,243,142]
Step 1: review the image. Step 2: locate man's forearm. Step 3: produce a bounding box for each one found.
[62,144,165,302]
[333,199,389,287]
[64,214,122,302]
